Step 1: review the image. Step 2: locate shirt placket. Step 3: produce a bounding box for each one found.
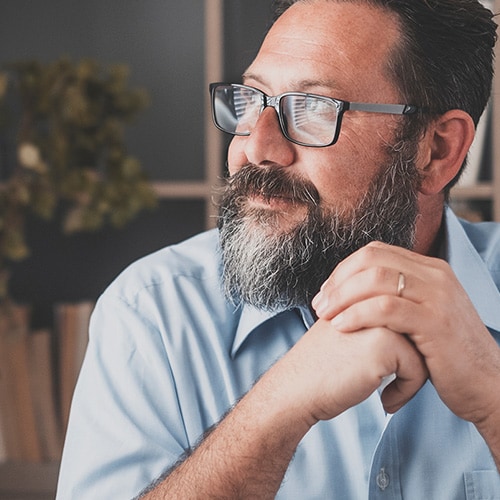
[369,415,402,499]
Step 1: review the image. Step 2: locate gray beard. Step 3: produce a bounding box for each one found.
[218,143,421,312]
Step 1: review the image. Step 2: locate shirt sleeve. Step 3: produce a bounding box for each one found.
[56,292,189,500]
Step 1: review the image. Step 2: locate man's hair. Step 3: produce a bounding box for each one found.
[272,0,498,189]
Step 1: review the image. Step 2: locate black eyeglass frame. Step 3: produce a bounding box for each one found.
[209,82,419,148]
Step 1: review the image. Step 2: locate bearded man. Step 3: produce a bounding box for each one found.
[57,0,500,498]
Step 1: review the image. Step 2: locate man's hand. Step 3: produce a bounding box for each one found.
[272,318,427,424]
[312,241,500,443]
[142,250,429,498]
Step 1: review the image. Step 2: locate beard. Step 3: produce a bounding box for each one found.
[217,139,421,311]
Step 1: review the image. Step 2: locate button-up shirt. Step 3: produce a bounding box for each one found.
[56,207,500,499]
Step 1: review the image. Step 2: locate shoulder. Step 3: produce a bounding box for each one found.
[453,214,500,290]
[103,229,222,308]
[456,216,500,265]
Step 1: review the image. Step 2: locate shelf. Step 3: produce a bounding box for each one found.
[450,182,494,200]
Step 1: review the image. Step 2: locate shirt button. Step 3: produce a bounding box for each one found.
[376,468,390,491]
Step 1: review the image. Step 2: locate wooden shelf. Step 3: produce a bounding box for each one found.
[451,182,494,200]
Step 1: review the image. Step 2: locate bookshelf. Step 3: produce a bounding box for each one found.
[0,302,94,500]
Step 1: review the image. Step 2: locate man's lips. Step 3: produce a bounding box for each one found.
[225,164,321,208]
[248,193,301,209]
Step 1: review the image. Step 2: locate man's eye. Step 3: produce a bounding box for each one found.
[305,98,332,114]
[301,98,336,123]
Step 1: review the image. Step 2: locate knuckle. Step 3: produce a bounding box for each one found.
[432,259,453,281]
[367,327,395,352]
[353,244,380,268]
[371,265,391,286]
[376,295,397,316]
[366,240,385,250]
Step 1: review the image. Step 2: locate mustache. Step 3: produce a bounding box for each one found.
[221,164,321,206]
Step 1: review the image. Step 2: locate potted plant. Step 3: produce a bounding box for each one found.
[0,58,156,304]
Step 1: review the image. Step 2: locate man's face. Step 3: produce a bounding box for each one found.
[227,0,406,217]
[218,0,422,310]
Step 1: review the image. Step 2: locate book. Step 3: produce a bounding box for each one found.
[0,318,12,464]
[0,422,6,464]
[0,304,42,461]
[56,301,94,431]
[27,328,63,462]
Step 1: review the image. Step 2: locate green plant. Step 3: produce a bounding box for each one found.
[0,58,157,300]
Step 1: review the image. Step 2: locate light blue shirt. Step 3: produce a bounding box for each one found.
[56,207,500,499]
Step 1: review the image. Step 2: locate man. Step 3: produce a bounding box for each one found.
[57,0,500,498]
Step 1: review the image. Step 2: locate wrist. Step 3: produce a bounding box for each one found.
[248,358,317,440]
[475,407,500,470]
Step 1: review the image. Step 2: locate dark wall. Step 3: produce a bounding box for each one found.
[0,0,206,181]
[223,0,274,83]
[1,1,275,326]
[9,200,206,327]
[0,0,274,180]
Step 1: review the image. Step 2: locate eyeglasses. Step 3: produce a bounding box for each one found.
[209,83,419,148]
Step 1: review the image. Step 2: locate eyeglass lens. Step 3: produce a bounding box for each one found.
[212,85,340,147]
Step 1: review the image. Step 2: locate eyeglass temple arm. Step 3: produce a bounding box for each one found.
[347,102,418,115]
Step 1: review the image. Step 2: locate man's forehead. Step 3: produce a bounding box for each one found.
[265,1,400,62]
[242,71,343,94]
[246,1,402,100]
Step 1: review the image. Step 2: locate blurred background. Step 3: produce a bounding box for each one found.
[0,0,273,326]
[0,1,274,498]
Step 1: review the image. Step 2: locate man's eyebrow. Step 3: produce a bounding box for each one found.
[241,73,341,93]
[241,72,268,87]
[291,79,341,92]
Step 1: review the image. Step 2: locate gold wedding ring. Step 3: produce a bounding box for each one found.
[397,272,406,297]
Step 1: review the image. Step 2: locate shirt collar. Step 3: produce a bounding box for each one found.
[231,304,314,358]
[230,207,500,357]
[231,305,275,357]
[444,206,500,332]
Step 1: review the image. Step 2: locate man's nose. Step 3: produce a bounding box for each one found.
[243,107,295,167]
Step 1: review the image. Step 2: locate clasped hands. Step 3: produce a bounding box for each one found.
[286,241,500,431]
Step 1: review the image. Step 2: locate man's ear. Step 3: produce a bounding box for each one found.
[418,110,475,195]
